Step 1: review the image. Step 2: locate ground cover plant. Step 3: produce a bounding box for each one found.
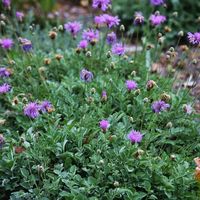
[0,0,200,199]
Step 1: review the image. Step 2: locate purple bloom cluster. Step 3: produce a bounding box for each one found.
[78,40,88,49]
[94,14,120,28]
[152,100,170,113]
[106,32,117,45]
[0,67,11,77]
[0,83,11,94]
[82,29,99,43]
[24,100,53,119]
[2,0,11,8]
[112,43,125,56]
[150,13,166,26]
[92,0,110,11]
[126,80,138,91]
[187,32,200,45]
[99,119,110,132]
[64,21,82,37]
[0,38,13,49]
[134,12,145,25]
[150,0,164,6]
[80,69,94,82]
[16,11,24,22]
[19,38,32,52]
[127,130,143,143]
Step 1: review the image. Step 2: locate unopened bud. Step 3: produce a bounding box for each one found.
[120,25,125,32]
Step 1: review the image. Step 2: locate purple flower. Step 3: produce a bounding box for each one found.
[106,32,117,45]
[151,100,170,113]
[101,90,108,101]
[102,14,120,28]
[2,0,11,8]
[24,102,40,119]
[78,40,88,49]
[150,0,164,6]
[127,130,143,143]
[0,38,13,49]
[126,80,138,91]
[183,104,193,115]
[0,68,10,77]
[16,11,24,21]
[92,0,110,11]
[39,100,52,113]
[82,29,99,43]
[99,119,110,132]
[134,12,145,25]
[187,32,200,45]
[112,43,125,56]
[0,83,11,94]
[19,38,32,52]
[80,69,93,82]
[94,15,105,27]
[0,134,5,149]
[64,21,82,37]
[149,13,166,26]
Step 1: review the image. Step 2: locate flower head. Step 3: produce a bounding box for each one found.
[24,102,40,119]
[16,11,24,21]
[94,15,105,27]
[99,119,110,132]
[126,80,138,91]
[128,130,143,143]
[183,104,193,115]
[64,21,82,37]
[0,83,11,94]
[101,90,107,101]
[80,69,93,82]
[150,13,166,26]
[2,0,11,8]
[0,67,11,77]
[92,0,110,11]
[134,12,145,25]
[0,134,5,148]
[82,29,99,43]
[112,43,125,56]
[106,32,117,45]
[19,38,32,52]
[187,32,200,45]
[151,100,170,113]
[39,100,52,113]
[150,0,164,6]
[102,14,120,28]
[0,38,13,49]
[78,40,88,49]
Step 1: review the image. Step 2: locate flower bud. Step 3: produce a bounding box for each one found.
[85,51,92,57]
[170,154,176,160]
[58,25,63,31]
[113,181,119,187]
[99,159,104,165]
[178,31,184,37]
[106,51,111,58]
[90,87,96,94]
[120,25,125,32]
[44,58,51,65]
[55,54,63,61]
[131,70,136,76]
[0,119,6,125]
[166,122,173,128]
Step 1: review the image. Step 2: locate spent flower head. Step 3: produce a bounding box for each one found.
[152,100,170,113]
[0,67,11,77]
[134,12,145,25]
[16,11,24,22]
[80,69,93,82]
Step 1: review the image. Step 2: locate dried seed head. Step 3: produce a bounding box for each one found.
[146,80,156,91]
[55,54,63,61]
[12,97,19,106]
[161,93,171,102]
[164,26,171,33]
[48,31,57,40]
[44,58,51,65]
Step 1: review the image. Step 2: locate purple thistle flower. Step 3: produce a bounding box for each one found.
[187,32,200,45]
[39,100,52,113]
[92,0,110,11]
[64,21,82,37]
[127,130,143,143]
[134,12,145,25]
[24,102,40,119]
[0,68,10,77]
[99,119,110,132]
[0,83,11,94]
[149,13,166,26]
[102,14,120,28]
[112,43,125,56]
[150,0,164,6]
[183,104,193,115]
[126,80,138,91]
[106,32,117,45]
[80,69,93,82]
[19,38,32,52]
[94,15,105,27]
[16,11,24,22]
[0,38,13,49]
[82,29,99,43]
[2,0,11,8]
[151,100,170,113]
[78,40,88,49]
[0,134,4,148]
[101,90,108,101]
